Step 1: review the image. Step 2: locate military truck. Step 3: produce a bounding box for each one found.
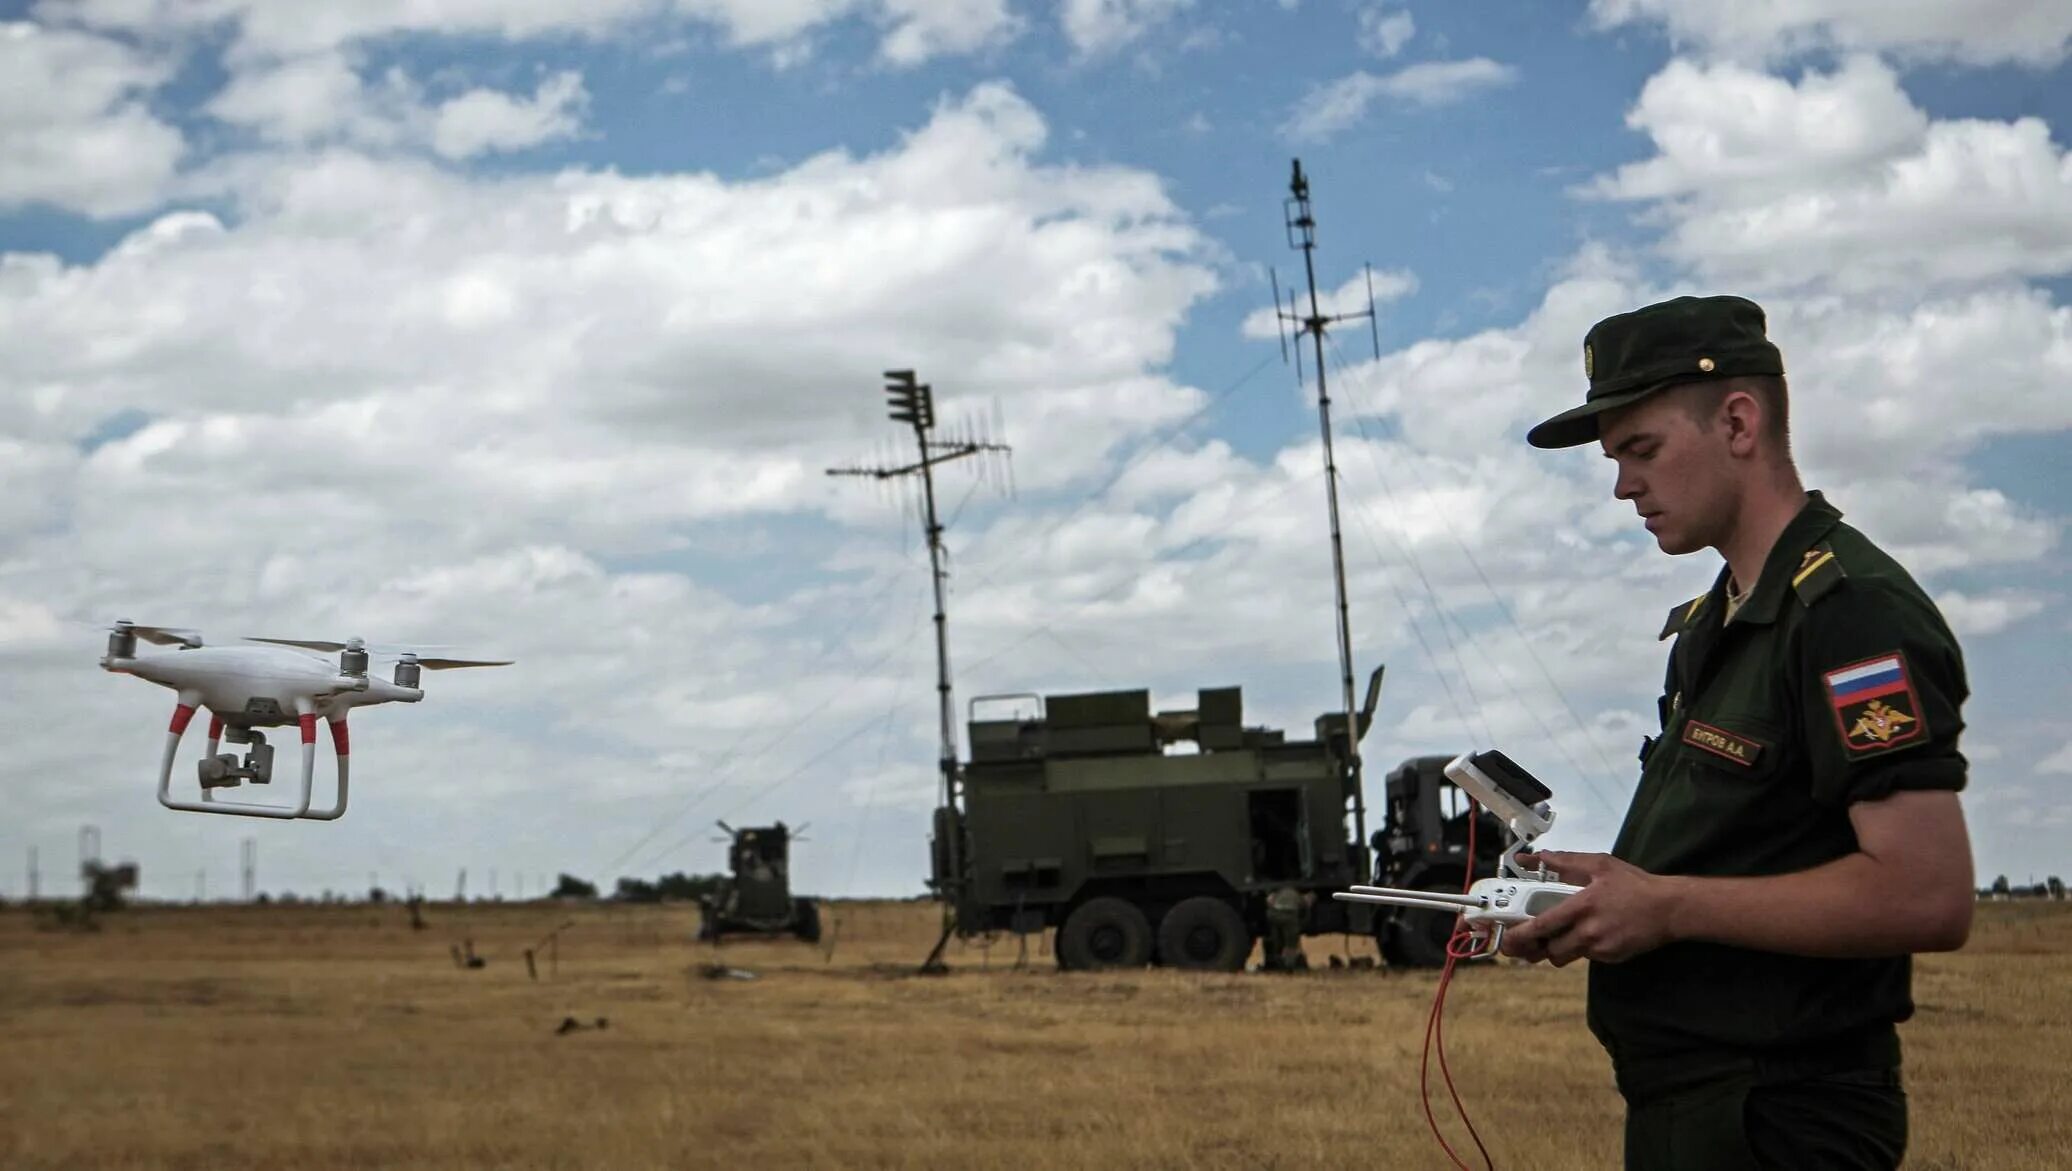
[695,821,822,944]
[926,676,1501,971]
[1369,755,1506,967]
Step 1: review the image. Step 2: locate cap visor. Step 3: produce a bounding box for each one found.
[1526,387,1658,449]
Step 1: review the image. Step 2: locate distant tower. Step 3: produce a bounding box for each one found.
[78,825,101,896]
[27,846,38,901]
[242,837,258,902]
[1272,158,1383,877]
[828,369,1012,974]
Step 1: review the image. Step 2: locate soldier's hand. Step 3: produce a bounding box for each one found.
[1499,851,1679,967]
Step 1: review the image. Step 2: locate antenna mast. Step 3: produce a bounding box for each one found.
[827,371,1012,845]
[1277,158,1375,875]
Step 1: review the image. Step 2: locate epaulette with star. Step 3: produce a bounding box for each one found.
[1790,543,1847,606]
[1658,594,1708,641]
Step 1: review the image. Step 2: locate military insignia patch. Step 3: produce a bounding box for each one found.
[1824,652,1927,756]
[1584,343,1594,379]
[1681,720,1766,768]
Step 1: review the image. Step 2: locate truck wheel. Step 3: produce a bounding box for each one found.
[1057,897,1153,971]
[1155,897,1249,971]
[792,898,822,944]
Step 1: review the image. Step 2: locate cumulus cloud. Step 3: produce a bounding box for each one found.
[0,22,184,217]
[47,0,657,59]
[1588,56,2072,292]
[877,0,1022,65]
[43,0,1017,73]
[432,71,590,159]
[2040,743,2072,775]
[1590,0,2072,67]
[203,52,589,159]
[1283,59,1518,143]
[1060,0,1193,57]
[1932,591,2047,638]
[1357,7,1415,59]
[0,82,1233,893]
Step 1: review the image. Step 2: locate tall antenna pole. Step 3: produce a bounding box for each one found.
[78,824,101,895]
[828,370,1011,921]
[241,837,257,902]
[1280,158,1370,873]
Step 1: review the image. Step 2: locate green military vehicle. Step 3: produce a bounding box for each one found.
[696,821,822,945]
[926,668,1497,971]
[925,675,1502,971]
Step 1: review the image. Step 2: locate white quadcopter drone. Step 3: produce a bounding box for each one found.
[98,619,510,821]
[1335,749,1581,956]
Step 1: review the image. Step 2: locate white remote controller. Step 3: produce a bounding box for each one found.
[1332,749,1582,952]
[1337,876,1582,929]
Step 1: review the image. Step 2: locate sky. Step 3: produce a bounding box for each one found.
[2,0,2068,903]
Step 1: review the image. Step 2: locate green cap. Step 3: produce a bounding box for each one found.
[1526,294,1785,449]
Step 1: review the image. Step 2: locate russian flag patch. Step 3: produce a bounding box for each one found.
[1824,652,1926,756]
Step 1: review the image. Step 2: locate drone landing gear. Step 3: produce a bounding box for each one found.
[157,695,351,820]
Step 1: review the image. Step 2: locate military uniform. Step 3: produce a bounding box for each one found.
[1264,886,1307,971]
[1528,297,1970,1171]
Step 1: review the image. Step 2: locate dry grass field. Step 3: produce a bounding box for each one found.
[2,898,2067,1170]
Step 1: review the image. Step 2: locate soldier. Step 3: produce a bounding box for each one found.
[1264,885,1307,971]
[1506,296,1975,1170]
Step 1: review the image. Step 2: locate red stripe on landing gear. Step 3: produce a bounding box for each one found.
[328,719,349,755]
[208,714,224,739]
[170,704,196,734]
[299,713,317,744]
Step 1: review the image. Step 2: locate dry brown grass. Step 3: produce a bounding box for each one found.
[2,899,2066,1170]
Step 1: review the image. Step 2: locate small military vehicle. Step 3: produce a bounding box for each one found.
[925,675,1501,971]
[1369,755,1505,968]
[696,821,821,944]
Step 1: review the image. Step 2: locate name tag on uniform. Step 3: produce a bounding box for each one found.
[1681,720,1767,768]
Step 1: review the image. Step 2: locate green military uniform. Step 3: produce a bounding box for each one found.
[1528,297,1970,1171]
[1264,886,1307,971]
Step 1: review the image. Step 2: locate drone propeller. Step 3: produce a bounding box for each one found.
[405,655,514,670]
[247,636,352,652]
[245,636,459,654]
[111,620,202,649]
[247,637,510,685]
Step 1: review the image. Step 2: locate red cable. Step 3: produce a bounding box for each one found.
[1415,797,1496,1171]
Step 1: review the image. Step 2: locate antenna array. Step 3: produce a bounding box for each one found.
[1270,158,1385,880]
[826,368,1012,957]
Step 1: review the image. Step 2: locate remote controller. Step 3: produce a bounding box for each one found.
[1332,750,1579,954]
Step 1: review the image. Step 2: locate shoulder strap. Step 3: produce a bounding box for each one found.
[1659,594,1707,641]
[1790,543,1847,607]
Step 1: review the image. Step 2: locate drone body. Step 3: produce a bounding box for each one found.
[99,621,508,821]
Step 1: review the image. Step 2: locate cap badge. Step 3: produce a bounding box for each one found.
[1697,356,1716,372]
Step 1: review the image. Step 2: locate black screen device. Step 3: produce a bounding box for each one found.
[1468,749,1553,805]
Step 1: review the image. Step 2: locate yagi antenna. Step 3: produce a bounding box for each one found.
[1270,268,1290,365]
[1364,262,1383,361]
[825,368,1014,852]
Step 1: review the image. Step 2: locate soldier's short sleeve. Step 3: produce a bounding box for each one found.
[1796,581,1969,806]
